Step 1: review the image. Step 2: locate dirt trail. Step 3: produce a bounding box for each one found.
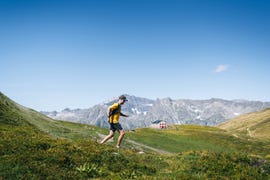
[247,127,253,137]
[126,139,172,155]
[96,132,172,154]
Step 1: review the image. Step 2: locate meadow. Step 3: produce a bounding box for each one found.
[1,92,270,179]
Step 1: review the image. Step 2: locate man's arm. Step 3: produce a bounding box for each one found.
[120,112,129,117]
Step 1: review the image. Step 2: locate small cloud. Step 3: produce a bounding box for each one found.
[214,64,229,73]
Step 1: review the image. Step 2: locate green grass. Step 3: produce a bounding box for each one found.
[0,92,106,140]
[0,124,161,179]
[1,123,269,179]
[1,92,270,179]
[127,126,229,153]
[126,125,270,157]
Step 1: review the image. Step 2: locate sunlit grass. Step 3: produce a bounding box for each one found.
[1,92,270,179]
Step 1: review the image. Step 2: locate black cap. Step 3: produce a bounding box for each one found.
[119,95,128,101]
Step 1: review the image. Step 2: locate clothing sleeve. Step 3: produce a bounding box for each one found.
[110,103,119,110]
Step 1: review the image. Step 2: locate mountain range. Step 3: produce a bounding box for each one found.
[41,95,270,129]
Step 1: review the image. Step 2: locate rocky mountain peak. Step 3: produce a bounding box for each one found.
[42,95,270,130]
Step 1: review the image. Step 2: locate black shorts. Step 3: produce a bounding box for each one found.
[110,123,123,132]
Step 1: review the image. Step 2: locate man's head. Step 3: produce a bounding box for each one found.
[119,95,128,104]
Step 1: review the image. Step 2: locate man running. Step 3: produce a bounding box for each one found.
[100,95,129,148]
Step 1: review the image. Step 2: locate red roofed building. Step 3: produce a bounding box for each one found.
[150,120,167,129]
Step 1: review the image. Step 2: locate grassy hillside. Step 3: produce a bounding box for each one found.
[0,92,106,139]
[1,92,270,179]
[0,92,161,179]
[125,125,270,157]
[218,108,270,140]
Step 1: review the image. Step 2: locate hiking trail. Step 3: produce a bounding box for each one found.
[96,132,172,154]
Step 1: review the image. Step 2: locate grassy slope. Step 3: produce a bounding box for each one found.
[218,108,270,140]
[0,92,106,139]
[126,125,270,157]
[1,92,270,179]
[0,92,161,179]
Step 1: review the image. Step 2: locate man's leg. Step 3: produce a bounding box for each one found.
[116,130,125,147]
[100,130,114,144]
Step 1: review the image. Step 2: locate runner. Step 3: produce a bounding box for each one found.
[100,95,129,148]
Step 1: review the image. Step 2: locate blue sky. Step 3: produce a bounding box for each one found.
[1,0,270,111]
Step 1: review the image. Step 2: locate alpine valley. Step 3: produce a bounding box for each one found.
[1,91,270,179]
[42,95,270,129]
